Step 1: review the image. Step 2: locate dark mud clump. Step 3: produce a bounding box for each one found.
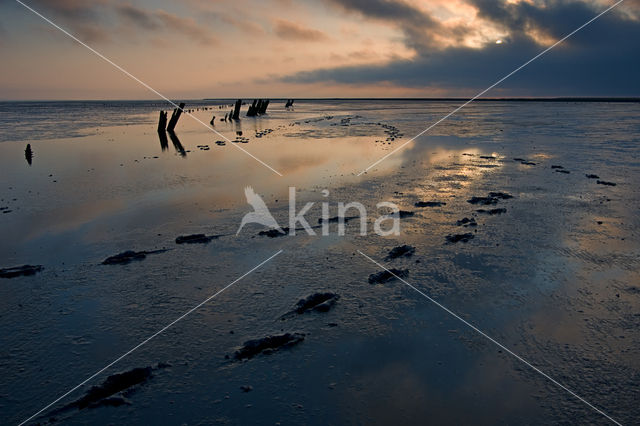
[70,367,154,410]
[102,249,167,265]
[234,333,305,360]
[488,192,513,200]
[555,169,570,174]
[318,216,359,224]
[476,208,507,215]
[551,165,564,169]
[467,196,498,205]
[0,264,43,278]
[396,210,414,218]
[514,158,536,165]
[479,155,495,159]
[468,192,513,205]
[585,174,600,179]
[414,201,446,207]
[597,180,617,186]
[175,234,218,244]
[456,217,477,227]
[446,233,475,243]
[294,292,339,314]
[368,268,408,284]
[258,228,289,237]
[385,245,416,260]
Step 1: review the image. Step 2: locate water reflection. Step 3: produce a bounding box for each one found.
[157,130,169,152]
[167,130,186,157]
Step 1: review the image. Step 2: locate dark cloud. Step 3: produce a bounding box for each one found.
[27,0,216,45]
[282,1,640,96]
[470,0,611,44]
[116,4,217,45]
[29,0,111,42]
[154,10,216,45]
[323,0,469,50]
[273,19,329,41]
[30,0,106,20]
[324,0,440,28]
[115,3,160,30]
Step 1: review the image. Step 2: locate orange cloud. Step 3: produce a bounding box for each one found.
[273,19,330,42]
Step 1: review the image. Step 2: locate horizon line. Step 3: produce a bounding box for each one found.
[1,96,640,103]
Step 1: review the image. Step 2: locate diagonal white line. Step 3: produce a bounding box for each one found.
[357,250,622,425]
[357,0,625,176]
[18,249,284,426]
[15,0,283,177]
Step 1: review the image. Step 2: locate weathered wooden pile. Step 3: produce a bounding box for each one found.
[246,99,270,117]
[158,102,185,133]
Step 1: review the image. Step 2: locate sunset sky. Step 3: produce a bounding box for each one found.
[1,0,638,99]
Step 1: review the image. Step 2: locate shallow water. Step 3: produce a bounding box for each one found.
[1,100,639,425]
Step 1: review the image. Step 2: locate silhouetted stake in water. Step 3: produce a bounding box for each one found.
[247,99,258,117]
[285,99,294,108]
[25,144,33,166]
[210,114,215,126]
[157,110,169,150]
[259,99,269,114]
[247,99,270,117]
[232,99,242,120]
[167,102,185,132]
[157,110,167,132]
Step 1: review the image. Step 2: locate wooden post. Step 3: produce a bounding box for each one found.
[167,102,185,132]
[25,144,33,166]
[232,99,242,120]
[157,111,167,132]
[247,99,258,117]
[259,99,270,114]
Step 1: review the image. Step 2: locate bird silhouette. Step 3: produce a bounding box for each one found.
[236,186,284,235]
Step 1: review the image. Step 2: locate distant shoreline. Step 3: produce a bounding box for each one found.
[205,97,640,103]
[1,97,639,103]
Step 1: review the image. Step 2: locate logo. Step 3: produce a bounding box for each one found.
[236,186,285,235]
[236,187,401,236]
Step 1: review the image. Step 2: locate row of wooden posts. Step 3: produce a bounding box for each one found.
[157,99,281,132]
[157,102,185,132]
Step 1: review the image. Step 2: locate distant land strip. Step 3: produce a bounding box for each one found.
[202,97,640,103]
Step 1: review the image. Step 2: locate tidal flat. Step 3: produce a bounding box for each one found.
[1,99,639,424]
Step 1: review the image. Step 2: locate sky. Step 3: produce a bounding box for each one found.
[0,0,638,99]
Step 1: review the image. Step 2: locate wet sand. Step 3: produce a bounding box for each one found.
[0,100,639,424]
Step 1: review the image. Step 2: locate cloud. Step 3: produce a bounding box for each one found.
[273,19,329,41]
[28,0,216,45]
[155,10,216,45]
[219,15,266,36]
[30,0,106,20]
[116,4,217,45]
[279,0,640,96]
[322,0,469,50]
[115,3,160,30]
[28,0,111,42]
